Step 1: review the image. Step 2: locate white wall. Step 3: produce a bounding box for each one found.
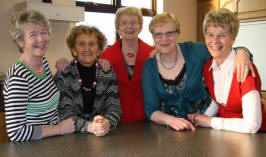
[234,21,266,90]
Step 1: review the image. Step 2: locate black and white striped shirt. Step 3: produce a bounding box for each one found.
[4,58,59,141]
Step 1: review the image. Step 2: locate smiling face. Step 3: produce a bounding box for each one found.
[152,22,179,55]
[117,14,141,40]
[205,25,234,65]
[72,33,100,67]
[17,23,49,59]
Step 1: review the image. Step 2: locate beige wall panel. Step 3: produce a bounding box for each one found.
[237,0,266,21]
[164,0,197,42]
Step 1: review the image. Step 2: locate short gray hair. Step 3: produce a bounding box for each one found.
[9,10,51,52]
[115,7,143,30]
[203,8,239,39]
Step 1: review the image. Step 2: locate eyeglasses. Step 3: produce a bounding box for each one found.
[120,21,139,27]
[152,31,177,39]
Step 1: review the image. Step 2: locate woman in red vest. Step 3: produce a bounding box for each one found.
[101,7,154,123]
[189,8,266,133]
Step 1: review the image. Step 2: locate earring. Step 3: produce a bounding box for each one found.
[72,51,76,57]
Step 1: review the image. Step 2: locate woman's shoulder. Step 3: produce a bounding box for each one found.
[54,61,75,80]
[202,59,213,74]
[6,61,27,78]
[245,62,261,83]
[97,64,117,88]
[98,63,115,76]
[144,57,156,66]
[103,40,122,53]
[64,61,75,73]
[143,57,158,73]
[178,41,209,62]
[101,40,122,61]
[4,61,28,86]
[238,63,261,96]
[178,41,206,49]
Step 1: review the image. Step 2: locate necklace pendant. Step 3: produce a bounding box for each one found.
[127,53,135,57]
[83,87,91,92]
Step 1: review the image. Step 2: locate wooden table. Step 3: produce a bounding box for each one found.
[0,112,9,143]
[0,121,265,157]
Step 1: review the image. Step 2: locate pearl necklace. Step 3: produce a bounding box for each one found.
[159,52,178,70]
[74,59,98,92]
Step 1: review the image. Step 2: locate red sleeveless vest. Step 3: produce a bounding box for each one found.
[203,59,266,131]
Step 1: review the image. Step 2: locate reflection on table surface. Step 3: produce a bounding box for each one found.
[0,120,266,157]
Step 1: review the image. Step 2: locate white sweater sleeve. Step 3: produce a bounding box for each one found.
[210,90,262,133]
[204,99,219,117]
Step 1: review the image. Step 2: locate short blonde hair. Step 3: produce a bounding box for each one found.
[9,10,51,52]
[203,8,239,39]
[66,25,107,57]
[149,12,181,34]
[115,7,143,30]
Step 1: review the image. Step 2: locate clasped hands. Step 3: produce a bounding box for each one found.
[187,114,212,128]
[87,115,110,136]
[166,114,212,131]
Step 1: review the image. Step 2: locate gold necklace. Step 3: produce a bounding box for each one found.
[20,58,44,73]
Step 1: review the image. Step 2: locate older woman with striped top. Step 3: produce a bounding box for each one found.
[4,10,74,141]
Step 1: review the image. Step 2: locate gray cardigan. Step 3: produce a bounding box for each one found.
[54,61,121,133]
